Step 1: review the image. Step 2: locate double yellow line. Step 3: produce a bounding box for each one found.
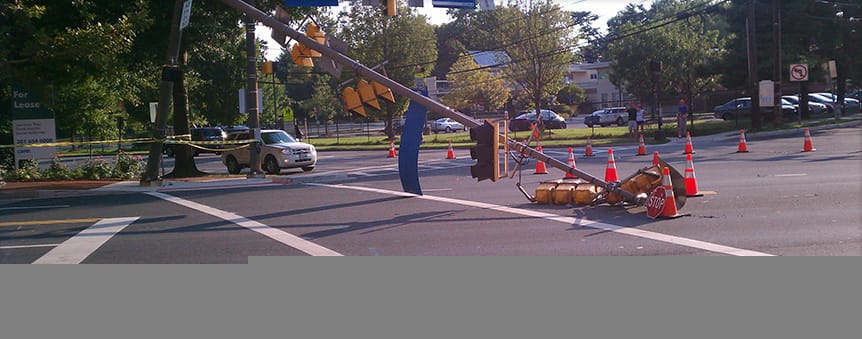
[0,218,102,228]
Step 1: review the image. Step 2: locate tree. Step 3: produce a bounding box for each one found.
[301,75,342,135]
[1,0,151,148]
[337,1,437,140]
[606,0,728,124]
[492,0,578,130]
[441,54,509,113]
[556,83,587,106]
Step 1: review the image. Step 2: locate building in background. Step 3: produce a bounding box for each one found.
[564,62,632,110]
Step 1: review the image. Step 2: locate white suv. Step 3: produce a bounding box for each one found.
[221,129,317,174]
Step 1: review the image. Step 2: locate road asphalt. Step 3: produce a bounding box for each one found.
[3,113,860,202]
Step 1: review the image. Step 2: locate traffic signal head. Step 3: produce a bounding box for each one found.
[305,23,325,58]
[342,87,366,117]
[371,80,396,103]
[356,80,381,110]
[469,120,500,182]
[261,61,273,75]
[291,43,314,67]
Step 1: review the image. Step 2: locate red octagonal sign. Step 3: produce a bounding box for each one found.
[646,187,667,219]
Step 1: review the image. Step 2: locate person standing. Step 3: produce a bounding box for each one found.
[636,103,646,133]
[677,99,688,138]
[294,123,304,141]
[627,103,638,138]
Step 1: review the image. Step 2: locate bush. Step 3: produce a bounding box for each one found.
[112,151,145,180]
[11,159,41,181]
[44,155,76,180]
[79,157,113,180]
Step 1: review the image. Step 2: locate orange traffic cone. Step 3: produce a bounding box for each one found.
[388,140,397,158]
[802,128,815,152]
[683,131,696,154]
[684,154,703,197]
[652,151,660,166]
[637,134,647,156]
[584,137,594,157]
[604,148,619,182]
[565,147,577,179]
[660,167,684,218]
[737,130,750,153]
[534,141,548,174]
[446,140,456,159]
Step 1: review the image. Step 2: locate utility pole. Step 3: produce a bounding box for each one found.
[773,0,783,126]
[746,0,761,130]
[245,8,264,177]
[141,0,185,185]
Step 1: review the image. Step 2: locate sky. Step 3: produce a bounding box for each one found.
[258,0,654,60]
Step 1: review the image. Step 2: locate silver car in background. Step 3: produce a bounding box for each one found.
[221,129,317,175]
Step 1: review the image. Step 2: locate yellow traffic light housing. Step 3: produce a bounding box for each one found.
[371,80,396,103]
[261,61,273,75]
[356,80,381,110]
[305,23,325,57]
[342,87,366,117]
[291,43,314,67]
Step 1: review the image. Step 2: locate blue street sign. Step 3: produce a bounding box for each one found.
[283,0,339,7]
[432,0,476,9]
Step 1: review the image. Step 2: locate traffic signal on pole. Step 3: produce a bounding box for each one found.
[356,80,381,110]
[342,87,366,117]
[305,23,325,57]
[291,43,315,67]
[261,61,273,75]
[385,0,397,17]
[469,120,500,182]
[371,80,396,103]
[290,22,327,67]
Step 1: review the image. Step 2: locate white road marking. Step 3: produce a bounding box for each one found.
[0,205,70,211]
[145,192,342,256]
[308,183,774,257]
[774,174,807,177]
[33,217,140,264]
[1,244,60,250]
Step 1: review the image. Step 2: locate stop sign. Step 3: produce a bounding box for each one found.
[646,187,667,219]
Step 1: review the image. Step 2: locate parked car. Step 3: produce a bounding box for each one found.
[848,90,862,102]
[713,97,796,120]
[811,93,861,112]
[162,126,227,157]
[509,110,567,131]
[584,107,628,127]
[220,129,316,174]
[782,95,828,115]
[428,117,465,133]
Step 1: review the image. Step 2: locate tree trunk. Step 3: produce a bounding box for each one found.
[165,56,205,178]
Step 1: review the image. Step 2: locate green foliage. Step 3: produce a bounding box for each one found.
[8,159,41,181]
[491,1,579,115]
[607,0,727,104]
[44,156,76,180]
[441,54,509,112]
[336,1,437,138]
[557,84,587,106]
[112,151,145,180]
[79,157,113,180]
